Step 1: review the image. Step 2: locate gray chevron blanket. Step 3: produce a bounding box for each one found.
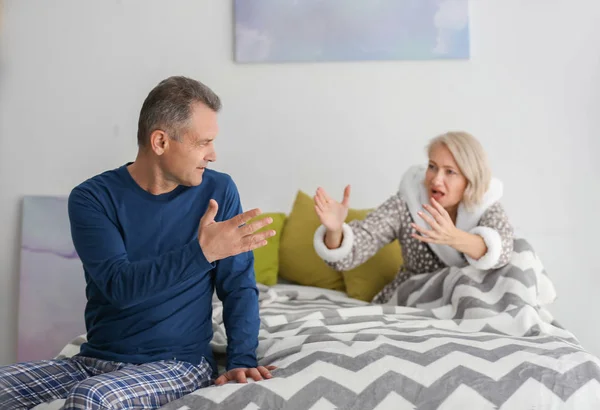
[43,239,600,410]
[383,238,559,316]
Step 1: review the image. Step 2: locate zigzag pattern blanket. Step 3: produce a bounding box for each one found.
[46,239,600,410]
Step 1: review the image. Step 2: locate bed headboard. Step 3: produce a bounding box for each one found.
[18,196,87,362]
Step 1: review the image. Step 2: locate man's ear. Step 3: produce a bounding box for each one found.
[149,130,169,155]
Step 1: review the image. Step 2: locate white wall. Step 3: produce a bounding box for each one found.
[1,0,599,365]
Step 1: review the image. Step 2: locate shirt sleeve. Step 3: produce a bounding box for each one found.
[212,177,260,371]
[68,186,215,310]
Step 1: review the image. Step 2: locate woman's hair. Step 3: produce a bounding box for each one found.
[426,131,491,209]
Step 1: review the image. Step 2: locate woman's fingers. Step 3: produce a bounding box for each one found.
[411,222,436,239]
[316,187,332,204]
[418,210,441,231]
[341,185,351,207]
[428,199,451,222]
[314,194,327,211]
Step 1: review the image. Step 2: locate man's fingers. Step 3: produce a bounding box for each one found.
[231,208,262,227]
[242,231,275,252]
[245,240,268,252]
[258,366,273,379]
[241,235,270,253]
[341,185,351,207]
[214,374,227,386]
[250,230,276,242]
[248,368,263,382]
[241,216,273,236]
[200,199,219,226]
[265,365,277,370]
[235,370,247,384]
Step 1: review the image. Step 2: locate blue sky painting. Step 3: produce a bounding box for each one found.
[234,0,470,63]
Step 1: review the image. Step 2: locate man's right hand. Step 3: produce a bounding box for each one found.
[198,199,275,263]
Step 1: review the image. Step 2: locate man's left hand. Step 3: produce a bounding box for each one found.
[214,365,277,385]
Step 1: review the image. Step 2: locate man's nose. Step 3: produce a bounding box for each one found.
[205,149,217,162]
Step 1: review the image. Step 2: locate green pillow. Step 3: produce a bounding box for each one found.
[342,233,403,302]
[250,212,287,286]
[278,190,403,298]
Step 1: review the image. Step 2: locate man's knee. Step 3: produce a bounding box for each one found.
[64,378,111,409]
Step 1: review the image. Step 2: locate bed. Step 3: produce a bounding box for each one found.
[36,239,600,409]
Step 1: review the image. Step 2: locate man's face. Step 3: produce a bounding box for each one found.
[159,102,218,187]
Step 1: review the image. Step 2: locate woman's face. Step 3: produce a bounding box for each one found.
[424,143,468,212]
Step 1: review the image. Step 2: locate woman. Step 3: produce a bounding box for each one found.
[313,131,515,304]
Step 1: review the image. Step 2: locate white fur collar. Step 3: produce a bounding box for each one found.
[399,165,503,267]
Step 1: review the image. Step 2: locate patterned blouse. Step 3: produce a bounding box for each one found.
[320,192,514,304]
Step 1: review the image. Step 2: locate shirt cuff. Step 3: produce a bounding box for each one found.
[190,240,216,270]
[465,226,502,270]
[313,223,354,263]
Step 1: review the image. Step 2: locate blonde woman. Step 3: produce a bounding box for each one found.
[313,131,514,304]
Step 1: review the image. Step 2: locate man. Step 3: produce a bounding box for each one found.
[0,76,276,409]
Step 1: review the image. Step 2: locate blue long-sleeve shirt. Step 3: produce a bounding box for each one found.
[67,163,260,377]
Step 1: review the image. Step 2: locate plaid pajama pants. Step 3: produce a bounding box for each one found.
[0,354,212,409]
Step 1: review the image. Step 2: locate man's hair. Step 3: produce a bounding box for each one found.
[137,76,222,146]
[426,131,492,209]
